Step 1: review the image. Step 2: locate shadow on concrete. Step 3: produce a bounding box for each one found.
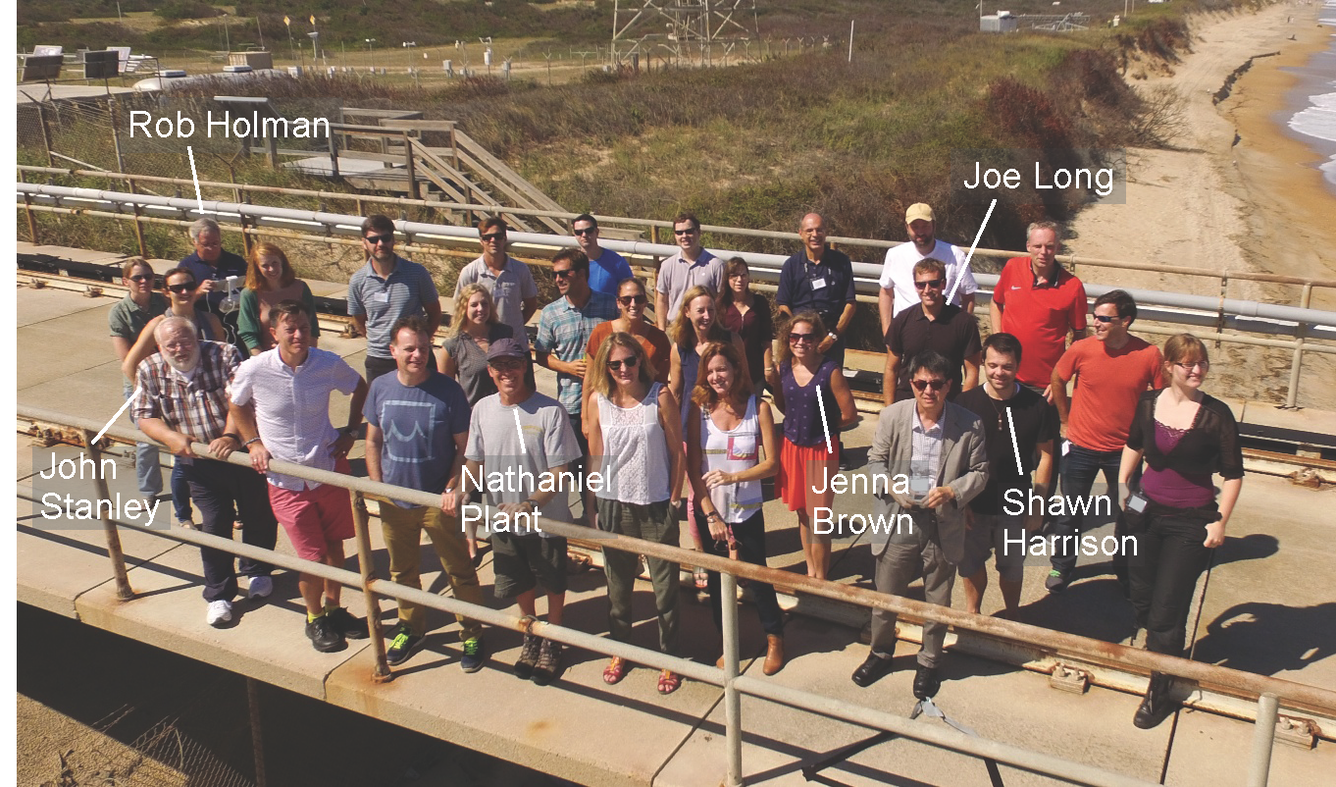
[1212,532,1280,567]
[1015,578,1138,644]
[1192,601,1336,677]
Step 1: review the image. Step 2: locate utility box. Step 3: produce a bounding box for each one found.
[228,51,274,70]
[981,12,1019,33]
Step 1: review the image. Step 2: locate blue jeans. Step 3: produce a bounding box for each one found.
[1049,441,1122,574]
[123,382,163,500]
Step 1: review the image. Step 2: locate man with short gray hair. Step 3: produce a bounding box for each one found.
[180,218,248,348]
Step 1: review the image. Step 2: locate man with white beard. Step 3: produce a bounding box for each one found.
[132,317,279,627]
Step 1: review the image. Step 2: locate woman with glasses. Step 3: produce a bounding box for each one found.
[238,243,321,355]
[581,277,672,422]
[770,311,858,580]
[669,285,746,583]
[586,332,686,694]
[109,258,169,513]
[685,342,785,675]
[718,257,774,399]
[120,266,225,530]
[1119,334,1243,729]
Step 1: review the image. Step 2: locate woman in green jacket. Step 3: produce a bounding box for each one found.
[238,242,320,355]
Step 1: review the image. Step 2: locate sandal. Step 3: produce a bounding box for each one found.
[603,656,629,685]
[657,669,682,695]
[566,551,593,575]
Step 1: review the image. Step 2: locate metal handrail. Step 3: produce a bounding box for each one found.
[16,404,1321,785]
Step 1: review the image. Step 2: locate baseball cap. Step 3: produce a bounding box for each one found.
[486,337,527,362]
[905,203,935,224]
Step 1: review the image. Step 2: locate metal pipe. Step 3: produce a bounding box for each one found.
[76,428,134,600]
[721,570,743,787]
[350,492,392,682]
[247,678,268,787]
[1247,693,1280,787]
[1287,284,1314,408]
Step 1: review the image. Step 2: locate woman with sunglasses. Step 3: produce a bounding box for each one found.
[1119,334,1243,729]
[669,285,746,583]
[109,258,170,511]
[685,342,785,675]
[238,243,321,355]
[770,311,858,580]
[587,332,686,694]
[120,266,225,530]
[581,278,672,424]
[718,257,774,399]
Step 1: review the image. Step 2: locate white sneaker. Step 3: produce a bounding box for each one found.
[248,576,273,600]
[206,600,233,627]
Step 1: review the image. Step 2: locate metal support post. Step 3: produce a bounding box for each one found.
[77,428,135,600]
[24,193,40,244]
[327,132,340,179]
[1284,283,1313,409]
[351,492,393,682]
[107,92,126,173]
[246,677,268,787]
[721,570,743,787]
[36,101,55,167]
[1247,693,1279,787]
[404,134,420,200]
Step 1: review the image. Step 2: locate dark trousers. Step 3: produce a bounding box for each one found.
[700,508,783,637]
[1049,442,1122,573]
[1128,505,1215,657]
[568,413,591,519]
[183,460,279,602]
[365,354,398,384]
[171,462,192,521]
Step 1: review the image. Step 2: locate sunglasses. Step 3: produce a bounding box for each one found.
[364,234,393,246]
[618,294,648,306]
[674,227,698,236]
[481,232,506,243]
[553,269,576,279]
[1092,314,1126,323]
[166,282,197,293]
[128,273,153,283]
[1174,361,1209,371]
[911,379,948,392]
[573,227,597,236]
[607,356,641,371]
[914,278,946,290]
[489,359,525,371]
[788,332,817,344]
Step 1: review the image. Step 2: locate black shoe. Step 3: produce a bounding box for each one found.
[1133,673,1176,729]
[305,615,345,653]
[852,652,894,687]
[325,606,369,640]
[1045,569,1071,593]
[513,634,541,680]
[460,637,486,673]
[838,455,854,472]
[912,665,941,699]
[384,623,424,667]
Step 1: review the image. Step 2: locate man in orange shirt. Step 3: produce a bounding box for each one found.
[1046,290,1163,593]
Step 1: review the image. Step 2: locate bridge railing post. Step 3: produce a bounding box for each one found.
[78,428,135,600]
[1246,692,1279,787]
[351,491,393,682]
[721,569,743,787]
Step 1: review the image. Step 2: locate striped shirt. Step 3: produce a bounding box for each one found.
[534,291,618,414]
[229,347,363,491]
[132,341,242,460]
[347,255,440,359]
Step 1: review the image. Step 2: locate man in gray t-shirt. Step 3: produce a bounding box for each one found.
[461,338,580,683]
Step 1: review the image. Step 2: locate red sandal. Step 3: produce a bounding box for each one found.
[657,669,682,695]
[603,656,629,685]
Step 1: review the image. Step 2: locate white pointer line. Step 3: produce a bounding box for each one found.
[187,145,205,215]
[513,408,527,454]
[1005,406,1024,477]
[93,388,139,445]
[946,198,997,305]
[815,385,834,454]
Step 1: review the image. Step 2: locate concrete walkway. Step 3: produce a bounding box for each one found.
[15,276,1336,785]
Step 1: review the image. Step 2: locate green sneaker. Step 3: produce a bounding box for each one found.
[385,623,424,667]
[460,637,486,673]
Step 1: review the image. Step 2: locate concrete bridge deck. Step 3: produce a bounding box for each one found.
[14,270,1336,785]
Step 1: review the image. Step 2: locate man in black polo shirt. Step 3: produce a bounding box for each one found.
[776,213,857,368]
[955,333,1057,616]
[884,258,981,405]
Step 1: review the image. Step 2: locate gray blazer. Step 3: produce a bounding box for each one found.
[866,399,989,565]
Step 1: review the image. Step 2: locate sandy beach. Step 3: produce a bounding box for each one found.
[1068,1,1336,409]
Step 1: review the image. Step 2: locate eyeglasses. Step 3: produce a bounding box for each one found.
[128,274,152,283]
[607,356,640,370]
[489,359,525,371]
[481,232,506,243]
[553,269,576,279]
[914,278,945,290]
[911,378,948,392]
[674,227,698,236]
[364,234,393,246]
[1092,314,1126,323]
[1174,360,1210,371]
[166,282,197,294]
[788,332,817,344]
[573,227,597,236]
[618,294,648,306]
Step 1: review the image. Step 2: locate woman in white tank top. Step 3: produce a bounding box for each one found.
[685,342,786,675]
[586,331,687,694]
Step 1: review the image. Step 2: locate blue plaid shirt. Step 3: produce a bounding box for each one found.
[534,290,618,415]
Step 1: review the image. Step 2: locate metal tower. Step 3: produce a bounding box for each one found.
[612,0,760,69]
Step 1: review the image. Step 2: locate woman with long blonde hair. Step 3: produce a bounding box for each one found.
[439,283,514,406]
[238,243,320,355]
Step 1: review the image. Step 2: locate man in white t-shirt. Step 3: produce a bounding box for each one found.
[878,203,978,336]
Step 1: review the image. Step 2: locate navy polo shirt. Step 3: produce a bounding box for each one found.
[776,248,856,329]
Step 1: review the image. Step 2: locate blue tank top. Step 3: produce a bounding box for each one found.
[781,359,840,447]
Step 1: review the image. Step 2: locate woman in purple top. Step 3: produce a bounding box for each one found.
[1119,333,1243,730]
[769,311,857,580]
[717,257,774,399]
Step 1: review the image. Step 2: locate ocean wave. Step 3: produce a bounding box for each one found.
[1290,89,1336,143]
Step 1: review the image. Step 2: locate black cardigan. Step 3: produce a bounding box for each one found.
[1126,390,1244,480]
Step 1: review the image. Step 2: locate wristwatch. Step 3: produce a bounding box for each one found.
[338,425,359,438]
[828,331,839,341]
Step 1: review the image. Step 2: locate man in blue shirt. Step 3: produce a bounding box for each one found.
[364,316,485,669]
[776,213,857,368]
[572,213,634,296]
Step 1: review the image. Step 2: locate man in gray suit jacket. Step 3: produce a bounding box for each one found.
[852,351,988,699]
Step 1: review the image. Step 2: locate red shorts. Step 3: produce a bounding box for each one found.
[776,438,839,512]
[268,476,355,562]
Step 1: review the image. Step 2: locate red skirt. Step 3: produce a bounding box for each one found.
[776,438,839,512]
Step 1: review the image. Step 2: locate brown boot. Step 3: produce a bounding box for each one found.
[762,635,786,676]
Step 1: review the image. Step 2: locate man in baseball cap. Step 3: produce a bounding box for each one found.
[877,203,979,337]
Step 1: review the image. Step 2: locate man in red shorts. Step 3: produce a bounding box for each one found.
[989,220,1088,398]
[230,300,370,652]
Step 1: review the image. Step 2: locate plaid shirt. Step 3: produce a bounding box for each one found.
[534,290,618,415]
[131,341,242,444]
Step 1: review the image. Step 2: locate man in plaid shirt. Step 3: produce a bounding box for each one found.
[133,316,278,628]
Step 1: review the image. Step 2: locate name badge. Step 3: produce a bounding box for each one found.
[810,278,828,291]
[371,291,390,304]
